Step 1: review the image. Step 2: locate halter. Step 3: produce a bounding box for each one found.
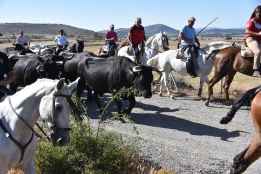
[0,94,73,162]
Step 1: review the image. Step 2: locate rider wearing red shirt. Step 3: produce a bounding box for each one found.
[105,24,118,55]
[128,17,146,63]
[245,5,261,77]
[106,24,118,44]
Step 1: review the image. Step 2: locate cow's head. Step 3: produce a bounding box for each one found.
[132,65,155,98]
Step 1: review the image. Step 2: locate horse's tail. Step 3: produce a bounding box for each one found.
[220,85,261,124]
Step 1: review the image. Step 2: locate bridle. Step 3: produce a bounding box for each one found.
[0,93,73,162]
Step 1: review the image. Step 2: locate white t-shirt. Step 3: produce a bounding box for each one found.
[55,35,68,46]
[180,26,197,46]
[16,35,30,45]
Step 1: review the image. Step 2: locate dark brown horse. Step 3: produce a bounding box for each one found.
[206,45,255,106]
[220,87,261,173]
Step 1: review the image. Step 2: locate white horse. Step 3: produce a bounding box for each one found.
[147,41,233,97]
[0,78,79,174]
[118,32,169,64]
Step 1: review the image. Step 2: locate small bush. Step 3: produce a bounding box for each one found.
[35,122,144,174]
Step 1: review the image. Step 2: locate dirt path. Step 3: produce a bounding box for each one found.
[88,95,260,174]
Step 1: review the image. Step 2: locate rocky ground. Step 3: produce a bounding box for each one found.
[86,93,261,174]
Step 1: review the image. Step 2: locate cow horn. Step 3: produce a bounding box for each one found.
[132,66,143,72]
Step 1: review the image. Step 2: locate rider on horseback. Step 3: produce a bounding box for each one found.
[54,29,69,55]
[178,17,200,76]
[245,5,261,77]
[128,17,146,64]
[14,30,30,51]
[105,24,118,55]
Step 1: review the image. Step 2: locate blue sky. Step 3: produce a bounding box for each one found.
[0,0,259,31]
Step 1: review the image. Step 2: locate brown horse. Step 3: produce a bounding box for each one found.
[221,90,261,173]
[206,45,255,106]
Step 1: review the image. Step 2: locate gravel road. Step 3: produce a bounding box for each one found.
[87,95,260,174]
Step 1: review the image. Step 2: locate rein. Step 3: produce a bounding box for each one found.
[0,119,34,162]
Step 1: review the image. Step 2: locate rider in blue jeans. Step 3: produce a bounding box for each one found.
[178,17,201,75]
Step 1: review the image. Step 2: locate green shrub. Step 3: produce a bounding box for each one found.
[35,122,137,174]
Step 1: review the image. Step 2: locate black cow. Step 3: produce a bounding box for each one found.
[76,56,155,114]
[6,54,60,91]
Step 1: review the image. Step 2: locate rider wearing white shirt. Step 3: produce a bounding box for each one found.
[14,31,30,50]
[54,29,69,55]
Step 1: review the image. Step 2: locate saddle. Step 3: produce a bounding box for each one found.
[177,46,198,77]
[241,46,254,58]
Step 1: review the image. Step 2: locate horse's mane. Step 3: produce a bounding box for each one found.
[145,34,157,46]
[13,79,58,99]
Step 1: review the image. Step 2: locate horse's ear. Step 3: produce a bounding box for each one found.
[57,78,65,90]
[67,77,80,94]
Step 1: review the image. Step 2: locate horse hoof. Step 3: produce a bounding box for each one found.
[220,116,232,124]
[205,101,209,107]
[170,95,175,100]
[159,93,163,97]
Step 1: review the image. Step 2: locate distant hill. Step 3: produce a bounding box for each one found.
[100,24,244,39]
[100,24,179,38]
[0,23,103,39]
[0,23,245,40]
[198,28,244,37]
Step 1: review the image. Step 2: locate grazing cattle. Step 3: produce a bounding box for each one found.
[0,52,11,80]
[76,56,155,114]
[220,86,261,173]
[0,54,60,93]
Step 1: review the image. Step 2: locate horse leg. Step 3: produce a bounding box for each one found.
[220,86,260,124]
[159,72,165,96]
[229,146,251,174]
[223,70,236,105]
[170,71,179,93]
[230,96,261,174]
[164,71,171,96]
[206,72,227,106]
[198,75,208,98]
[230,132,261,174]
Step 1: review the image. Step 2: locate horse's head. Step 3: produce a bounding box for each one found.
[148,32,169,52]
[39,78,79,146]
[160,32,169,51]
